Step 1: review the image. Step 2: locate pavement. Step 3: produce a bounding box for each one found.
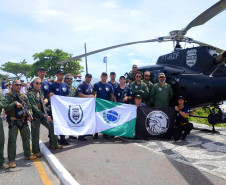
[38,122,226,185]
[0,120,61,185]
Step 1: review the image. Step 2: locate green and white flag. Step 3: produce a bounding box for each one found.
[51,95,96,135]
[95,98,137,138]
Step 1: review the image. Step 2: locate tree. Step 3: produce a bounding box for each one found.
[0,59,33,80]
[31,49,83,78]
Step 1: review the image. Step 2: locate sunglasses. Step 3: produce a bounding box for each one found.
[15,84,22,87]
[136,76,142,78]
[144,75,150,77]
[133,67,137,68]
[159,77,165,79]
[35,82,42,85]
[65,78,73,80]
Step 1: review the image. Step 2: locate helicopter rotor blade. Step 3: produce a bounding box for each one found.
[58,37,172,64]
[181,37,224,53]
[177,0,226,39]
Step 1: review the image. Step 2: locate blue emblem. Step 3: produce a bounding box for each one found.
[103,110,120,124]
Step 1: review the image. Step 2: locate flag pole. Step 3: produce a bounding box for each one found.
[84,43,88,73]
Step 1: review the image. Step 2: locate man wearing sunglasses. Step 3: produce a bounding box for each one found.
[64,74,76,97]
[127,64,138,84]
[49,69,70,145]
[4,80,36,168]
[151,73,173,108]
[130,71,149,104]
[28,78,63,158]
[142,71,153,107]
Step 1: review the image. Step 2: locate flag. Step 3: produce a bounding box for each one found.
[51,95,96,135]
[95,98,137,138]
[135,106,176,139]
[103,56,107,63]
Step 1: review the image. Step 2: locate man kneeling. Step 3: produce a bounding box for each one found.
[174,96,193,141]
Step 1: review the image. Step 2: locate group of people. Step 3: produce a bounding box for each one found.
[0,65,193,169]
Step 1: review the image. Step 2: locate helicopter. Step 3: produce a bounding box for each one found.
[59,0,226,131]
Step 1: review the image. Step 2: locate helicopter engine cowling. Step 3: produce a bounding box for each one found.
[214,50,226,64]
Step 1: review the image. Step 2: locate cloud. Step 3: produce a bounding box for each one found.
[126,9,143,17]
[101,1,119,8]
[38,9,64,16]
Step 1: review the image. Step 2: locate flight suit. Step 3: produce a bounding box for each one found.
[28,89,59,154]
[130,81,149,103]
[127,71,137,84]
[142,79,153,107]
[151,82,173,108]
[0,92,7,166]
[4,91,33,162]
[69,86,77,97]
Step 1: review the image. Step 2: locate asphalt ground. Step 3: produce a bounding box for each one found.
[0,120,61,185]
[38,123,226,185]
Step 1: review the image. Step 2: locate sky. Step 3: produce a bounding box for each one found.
[0,0,225,81]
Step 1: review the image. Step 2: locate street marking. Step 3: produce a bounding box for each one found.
[33,157,53,185]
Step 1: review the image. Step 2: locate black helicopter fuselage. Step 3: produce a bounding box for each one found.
[138,46,226,108]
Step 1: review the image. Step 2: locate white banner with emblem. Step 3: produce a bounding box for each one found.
[51,95,96,135]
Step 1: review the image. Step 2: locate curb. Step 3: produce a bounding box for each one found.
[39,140,80,185]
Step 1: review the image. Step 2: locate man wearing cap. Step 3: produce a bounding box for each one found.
[142,71,153,107]
[134,95,146,107]
[130,71,149,104]
[93,72,114,139]
[174,96,193,141]
[108,72,118,89]
[113,76,132,104]
[151,73,173,108]
[77,73,94,141]
[49,69,70,145]
[127,64,138,84]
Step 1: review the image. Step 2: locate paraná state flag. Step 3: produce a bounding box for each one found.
[95,98,137,138]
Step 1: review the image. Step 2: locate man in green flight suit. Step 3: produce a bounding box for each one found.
[28,78,63,158]
[130,71,149,104]
[127,64,138,84]
[64,74,77,97]
[0,92,9,169]
[151,73,173,108]
[5,80,36,168]
[142,71,153,107]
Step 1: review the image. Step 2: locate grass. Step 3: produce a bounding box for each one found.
[189,107,226,128]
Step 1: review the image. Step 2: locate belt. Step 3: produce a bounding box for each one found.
[10,117,22,121]
[180,122,188,125]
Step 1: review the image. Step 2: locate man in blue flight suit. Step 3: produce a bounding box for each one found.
[108,72,118,89]
[49,69,70,145]
[93,72,114,139]
[113,76,132,104]
[77,73,94,141]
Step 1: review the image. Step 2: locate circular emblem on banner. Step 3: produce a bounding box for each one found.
[68,105,84,127]
[103,110,120,124]
[145,111,169,135]
[158,87,162,91]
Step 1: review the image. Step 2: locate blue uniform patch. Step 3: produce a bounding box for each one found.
[49,82,69,96]
[77,81,93,95]
[114,86,132,103]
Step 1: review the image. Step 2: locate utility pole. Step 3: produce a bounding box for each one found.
[84,43,88,74]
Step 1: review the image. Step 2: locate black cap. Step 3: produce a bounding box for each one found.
[85,73,92,77]
[101,72,107,76]
[56,69,65,74]
[178,96,184,100]
[134,94,142,99]
[119,75,125,79]
[38,67,46,71]
[110,72,116,75]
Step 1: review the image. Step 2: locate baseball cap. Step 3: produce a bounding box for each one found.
[110,72,116,75]
[119,75,125,79]
[85,73,92,77]
[101,72,107,76]
[38,67,46,71]
[158,73,166,77]
[178,96,185,100]
[56,69,65,74]
[134,94,142,99]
